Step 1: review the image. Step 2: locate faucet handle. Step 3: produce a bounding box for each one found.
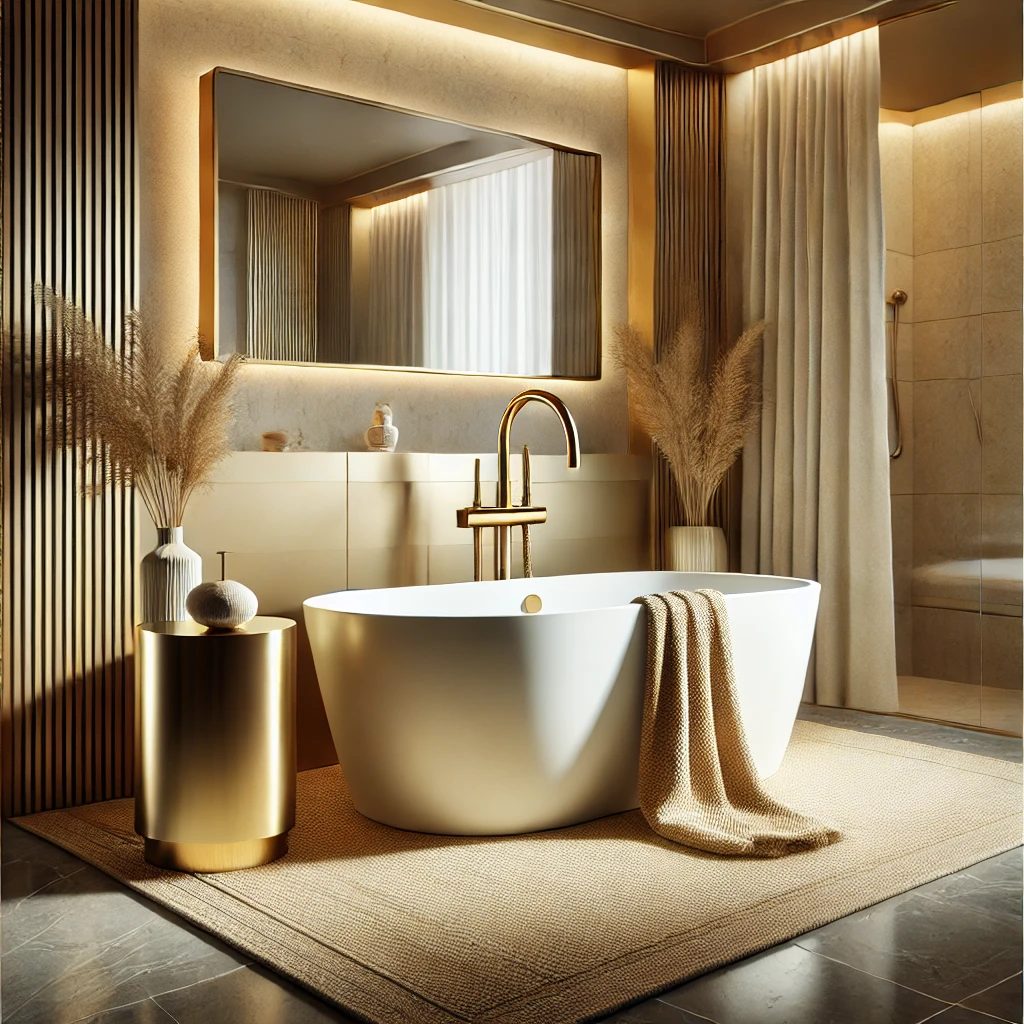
[521,445,531,506]
[472,457,482,508]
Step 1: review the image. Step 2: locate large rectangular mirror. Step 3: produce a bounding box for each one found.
[199,69,601,378]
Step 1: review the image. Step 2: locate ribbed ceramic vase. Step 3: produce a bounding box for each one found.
[141,527,202,623]
[665,526,728,573]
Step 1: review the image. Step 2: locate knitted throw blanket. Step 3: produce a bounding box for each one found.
[633,589,841,858]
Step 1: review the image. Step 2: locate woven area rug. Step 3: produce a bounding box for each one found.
[15,721,1022,1024]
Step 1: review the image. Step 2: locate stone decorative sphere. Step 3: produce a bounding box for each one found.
[186,580,258,630]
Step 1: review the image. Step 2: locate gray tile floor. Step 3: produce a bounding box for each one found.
[2,708,1021,1024]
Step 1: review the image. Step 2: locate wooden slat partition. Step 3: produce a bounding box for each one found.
[651,64,737,569]
[2,0,138,815]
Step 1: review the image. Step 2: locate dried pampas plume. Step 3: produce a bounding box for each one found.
[36,286,242,529]
[615,306,764,527]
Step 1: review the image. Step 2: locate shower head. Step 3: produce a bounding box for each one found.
[891,289,908,306]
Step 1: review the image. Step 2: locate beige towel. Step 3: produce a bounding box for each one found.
[633,589,841,857]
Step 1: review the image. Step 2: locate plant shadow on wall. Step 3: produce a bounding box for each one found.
[615,300,764,570]
[32,287,242,620]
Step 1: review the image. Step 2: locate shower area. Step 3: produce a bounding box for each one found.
[881,86,1022,735]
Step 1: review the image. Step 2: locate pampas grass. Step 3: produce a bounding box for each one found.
[615,308,763,527]
[37,286,241,529]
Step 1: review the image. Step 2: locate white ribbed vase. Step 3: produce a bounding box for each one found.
[141,527,202,623]
[665,526,728,573]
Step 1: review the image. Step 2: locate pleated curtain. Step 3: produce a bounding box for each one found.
[366,193,426,367]
[726,28,898,712]
[423,154,553,375]
[247,189,318,361]
[551,150,600,377]
[317,203,352,363]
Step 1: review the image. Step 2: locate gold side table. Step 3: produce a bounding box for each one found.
[135,617,297,872]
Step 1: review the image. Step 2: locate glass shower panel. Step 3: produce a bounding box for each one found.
[978,88,1023,737]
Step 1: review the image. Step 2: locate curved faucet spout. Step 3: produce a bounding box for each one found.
[496,390,581,578]
[497,390,580,506]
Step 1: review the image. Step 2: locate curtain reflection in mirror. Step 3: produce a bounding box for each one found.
[423,151,552,374]
[234,150,599,374]
[247,190,317,361]
[366,193,425,367]
[552,150,600,377]
[318,203,351,363]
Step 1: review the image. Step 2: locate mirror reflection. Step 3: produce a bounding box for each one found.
[207,70,601,377]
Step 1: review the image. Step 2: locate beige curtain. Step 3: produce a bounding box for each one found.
[365,192,425,367]
[726,28,898,712]
[317,203,351,363]
[551,150,600,378]
[247,189,317,361]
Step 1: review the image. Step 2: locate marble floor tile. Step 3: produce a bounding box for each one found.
[76,999,179,1024]
[793,890,1023,1003]
[925,1008,1017,1024]
[607,998,716,1022]
[2,821,94,874]
[797,704,1023,760]
[657,942,946,1024]
[1,848,248,1024]
[961,972,1023,1023]
[913,853,1023,925]
[152,963,360,1023]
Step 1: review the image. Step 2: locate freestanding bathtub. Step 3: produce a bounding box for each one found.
[304,571,819,836]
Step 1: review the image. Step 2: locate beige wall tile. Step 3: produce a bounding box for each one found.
[983,311,1023,376]
[914,246,982,321]
[913,493,981,568]
[527,536,649,577]
[895,603,913,676]
[885,250,915,322]
[913,317,981,381]
[889,380,914,495]
[982,612,1023,689]
[880,122,914,255]
[531,480,649,542]
[981,373,1023,494]
[912,605,982,685]
[913,379,983,493]
[982,493,1023,556]
[347,545,429,590]
[183,481,347,560]
[891,494,913,604]
[982,236,1023,312]
[913,108,982,255]
[347,481,431,549]
[886,311,914,381]
[982,96,1023,242]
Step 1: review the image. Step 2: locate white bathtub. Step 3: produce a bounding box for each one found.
[305,571,819,836]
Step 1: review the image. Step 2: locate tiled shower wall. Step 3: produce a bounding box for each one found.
[881,84,1023,693]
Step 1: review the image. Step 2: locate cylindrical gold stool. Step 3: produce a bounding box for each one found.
[135,617,297,872]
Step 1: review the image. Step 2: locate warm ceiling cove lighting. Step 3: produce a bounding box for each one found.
[314,0,628,80]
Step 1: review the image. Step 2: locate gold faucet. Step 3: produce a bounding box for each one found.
[457,389,581,580]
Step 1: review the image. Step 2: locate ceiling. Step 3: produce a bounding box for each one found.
[216,72,531,187]
[878,0,1022,109]
[360,0,1021,107]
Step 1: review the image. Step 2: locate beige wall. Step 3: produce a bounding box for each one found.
[139,0,629,455]
[881,84,1023,701]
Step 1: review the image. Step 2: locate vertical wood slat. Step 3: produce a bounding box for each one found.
[2,0,138,816]
[652,64,737,570]
[247,189,318,362]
